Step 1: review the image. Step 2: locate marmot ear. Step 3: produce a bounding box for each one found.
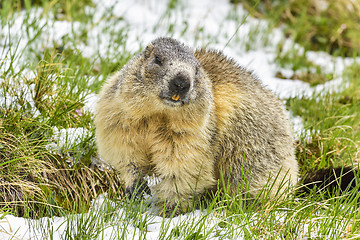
[144,44,154,59]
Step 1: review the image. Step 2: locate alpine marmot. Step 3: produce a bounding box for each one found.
[94,37,299,215]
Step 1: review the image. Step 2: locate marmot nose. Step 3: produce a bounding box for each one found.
[169,73,191,96]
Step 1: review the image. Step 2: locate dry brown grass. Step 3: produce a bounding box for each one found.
[0,85,123,218]
[0,131,123,217]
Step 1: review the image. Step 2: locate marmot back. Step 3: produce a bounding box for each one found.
[94,37,298,215]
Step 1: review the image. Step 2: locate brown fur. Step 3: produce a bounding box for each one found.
[94,37,299,214]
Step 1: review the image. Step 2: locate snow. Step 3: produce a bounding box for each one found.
[0,194,245,239]
[0,0,358,239]
[52,127,92,148]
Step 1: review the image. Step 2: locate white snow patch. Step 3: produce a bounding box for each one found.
[83,93,98,114]
[52,127,92,148]
[0,71,41,117]
[0,194,246,239]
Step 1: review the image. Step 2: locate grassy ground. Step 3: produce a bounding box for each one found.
[234,0,360,57]
[1,0,360,238]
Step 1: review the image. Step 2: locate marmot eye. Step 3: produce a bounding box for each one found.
[154,56,162,66]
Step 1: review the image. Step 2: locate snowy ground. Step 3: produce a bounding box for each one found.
[0,0,357,239]
[0,194,243,239]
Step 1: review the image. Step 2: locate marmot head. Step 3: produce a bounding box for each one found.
[138,37,207,108]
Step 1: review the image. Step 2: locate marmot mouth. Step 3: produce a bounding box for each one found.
[171,94,180,101]
[159,94,187,107]
[162,97,184,107]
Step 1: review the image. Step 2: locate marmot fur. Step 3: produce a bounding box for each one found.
[94,37,299,214]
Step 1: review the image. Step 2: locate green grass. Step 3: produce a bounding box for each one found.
[288,63,360,173]
[0,0,124,218]
[1,0,360,238]
[233,0,360,57]
[0,0,94,21]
